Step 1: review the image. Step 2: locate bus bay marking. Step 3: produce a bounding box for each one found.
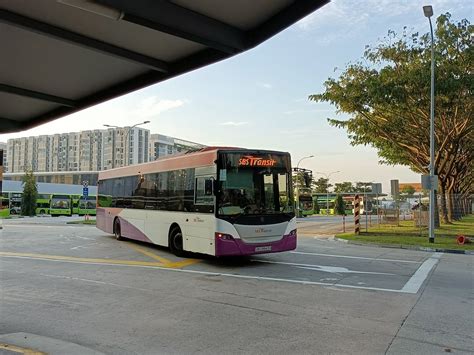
[1,252,420,293]
[0,251,200,269]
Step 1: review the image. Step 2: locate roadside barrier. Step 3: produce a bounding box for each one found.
[354,194,360,235]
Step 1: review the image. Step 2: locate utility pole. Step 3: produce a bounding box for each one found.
[423,5,436,243]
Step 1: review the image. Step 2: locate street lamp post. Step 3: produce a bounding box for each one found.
[315,171,340,216]
[103,121,150,167]
[295,155,314,217]
[423,5,436,243]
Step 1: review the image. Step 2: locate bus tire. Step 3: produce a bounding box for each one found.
[39,209,45,215]
[169,226,184,257]
[114,218,124,241]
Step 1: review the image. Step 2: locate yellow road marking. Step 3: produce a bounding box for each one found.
[166,259,201,268]
[0,251,200,269]
[0,343,46,355]
[124,243,173,264]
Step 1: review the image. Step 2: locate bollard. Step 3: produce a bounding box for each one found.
[354,195,360,235]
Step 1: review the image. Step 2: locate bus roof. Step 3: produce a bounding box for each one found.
[99,146,290,180]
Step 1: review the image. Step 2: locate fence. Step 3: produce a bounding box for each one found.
[358,193,473,233]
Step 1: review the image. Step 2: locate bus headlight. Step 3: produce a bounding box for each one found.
[215,232,234,241]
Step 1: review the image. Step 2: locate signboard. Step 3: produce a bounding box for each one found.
[371,183,382,195]
[390,179,399,198]
[421,175,438,190]
[82,187,89,197]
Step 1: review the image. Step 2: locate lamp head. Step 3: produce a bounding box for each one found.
[423,5,433,17]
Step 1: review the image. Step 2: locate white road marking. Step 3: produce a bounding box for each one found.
[290,251,422,263]
[252,258,396,275]
[70,242,100,250]
[296,265,395,275]
[401,252,443,293]
[2,254,416,294]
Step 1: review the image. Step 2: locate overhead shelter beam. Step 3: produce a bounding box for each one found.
[0,117,23,130]
[0,84,77,107]
[14,47,229,131]
[248,0,330,47]
[96,0,246,54]
[0,9,169,73]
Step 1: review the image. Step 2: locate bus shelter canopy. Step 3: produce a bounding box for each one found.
[0,0,328,133]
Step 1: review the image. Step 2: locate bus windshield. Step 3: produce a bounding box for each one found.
[79,196,96,209]
[51,196,70,209]
[217,152,293,216]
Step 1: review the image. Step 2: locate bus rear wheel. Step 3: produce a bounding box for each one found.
[169,227,184,257]
[114,219,124,241]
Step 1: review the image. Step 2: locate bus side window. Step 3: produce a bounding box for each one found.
[195,177,214,212]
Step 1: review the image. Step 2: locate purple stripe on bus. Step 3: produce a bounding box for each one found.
[215,233,297,257]
[117,217,153,243]
[96,208,153,244]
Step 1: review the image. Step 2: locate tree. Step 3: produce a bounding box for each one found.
[354,182,372,193]
[401,185,416,196]
[309,13,473,224]
[335,195,346,215]
[21,170,38,216]
[312,177,331,193]
[334,182,355,193]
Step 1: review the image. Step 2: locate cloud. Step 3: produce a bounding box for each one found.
[296,0,471,34]
[257,82,273,89]
[133,96,185,117]
[219,121,249,126]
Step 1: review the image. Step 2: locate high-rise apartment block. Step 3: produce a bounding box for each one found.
[0,143,7,173]
[2,128,204,173]
[149,134,203,160]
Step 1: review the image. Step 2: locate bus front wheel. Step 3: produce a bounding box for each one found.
[114,219,124,241]
[169,227,184,257]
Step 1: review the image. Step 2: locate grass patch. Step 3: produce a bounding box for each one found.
[336,214,474,250]
[67,219,96,225]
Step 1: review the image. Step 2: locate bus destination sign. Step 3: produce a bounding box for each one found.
[238,156,277,167]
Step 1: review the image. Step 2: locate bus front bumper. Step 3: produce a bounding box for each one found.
[215,231,297,257]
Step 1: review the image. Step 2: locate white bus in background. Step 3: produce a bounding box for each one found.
[96,147,297,257]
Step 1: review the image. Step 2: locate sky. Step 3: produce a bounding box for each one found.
[0,0,471,193]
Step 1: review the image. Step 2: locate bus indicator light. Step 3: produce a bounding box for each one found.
[215,232,234,241]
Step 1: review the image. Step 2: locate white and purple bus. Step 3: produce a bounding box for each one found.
[96,147,296,257]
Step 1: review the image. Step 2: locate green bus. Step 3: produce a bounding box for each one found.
[36,194,51,215]
[71,194,81,214]
[313,195,354,215]
[296,187,314,217]
[78,196,97,216]
[50,194,72,216]
[0,195,10,218]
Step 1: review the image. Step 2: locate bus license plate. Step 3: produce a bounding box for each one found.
[255,246,272,252]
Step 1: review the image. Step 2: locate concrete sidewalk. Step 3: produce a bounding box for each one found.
[386,252,474,354]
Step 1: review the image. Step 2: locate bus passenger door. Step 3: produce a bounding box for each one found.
[184,175,215,255]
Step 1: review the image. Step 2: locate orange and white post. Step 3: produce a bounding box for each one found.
[354,194,360,235]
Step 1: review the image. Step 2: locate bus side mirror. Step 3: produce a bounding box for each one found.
[205,179,213,196]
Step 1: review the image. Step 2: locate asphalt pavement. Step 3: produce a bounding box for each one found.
[1,217,472,354]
